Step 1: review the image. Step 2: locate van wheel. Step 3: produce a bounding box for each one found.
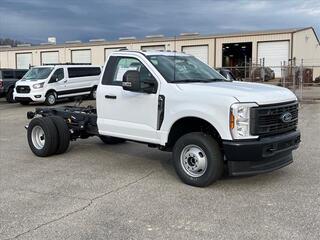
[27,117,59,157]
[45,91,57,106]
[172,132,223,187]
[90,87,97,100]
[99,135,126,144]
[6,88,15,103]
[49,116,70,154]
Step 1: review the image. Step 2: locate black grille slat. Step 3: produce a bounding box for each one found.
[16,86,30,93]
[251,101,298,137]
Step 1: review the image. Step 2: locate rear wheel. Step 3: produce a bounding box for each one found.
[27,117,59,157]
[6,88,15,103]
[172,132,223,187]
[90,86,97,100]
[45,91,57,106]
[99,135,126,144]
[49,116,70,154]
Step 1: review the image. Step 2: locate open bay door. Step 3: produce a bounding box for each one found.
[71,50,91,64]
[258,41,289,77]
[16,53,32,69]
[182,45,209,64]
[41,51,59,65]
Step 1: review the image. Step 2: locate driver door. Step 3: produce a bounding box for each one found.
[97,56,161,144]
[48,68,66,94]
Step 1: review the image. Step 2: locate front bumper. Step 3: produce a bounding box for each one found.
[13,91,45,102]
[223,131,301,176]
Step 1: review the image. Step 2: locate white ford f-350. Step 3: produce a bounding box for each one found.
[26,50,301,187]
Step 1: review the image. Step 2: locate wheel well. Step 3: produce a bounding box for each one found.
[166,117,222,149]
[46,89,56,96]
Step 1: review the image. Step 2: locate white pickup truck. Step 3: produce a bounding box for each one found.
[26,50,301,187]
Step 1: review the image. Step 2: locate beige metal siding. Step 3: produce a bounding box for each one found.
[293,29,320,80]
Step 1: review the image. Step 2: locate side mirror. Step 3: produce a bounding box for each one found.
[122,70,141,92]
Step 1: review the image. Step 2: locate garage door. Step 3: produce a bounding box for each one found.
[41,51,59,65]
[141,45,166,51]
[258,41,289,77]
[71,50,91,64]
[105,47,126,61]
[182,45,208,64]
[16,53,32,69]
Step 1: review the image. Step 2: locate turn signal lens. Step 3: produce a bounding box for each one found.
[230,111,235,129]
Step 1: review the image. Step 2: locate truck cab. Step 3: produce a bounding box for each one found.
[26,50,301,187]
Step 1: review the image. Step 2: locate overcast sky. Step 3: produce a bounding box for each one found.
[0,0,319,44]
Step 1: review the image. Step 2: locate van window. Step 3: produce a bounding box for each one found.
[67,67,101,78]
[2,71,14,79]
[49,68,64,83]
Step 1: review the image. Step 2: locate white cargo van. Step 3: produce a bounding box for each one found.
[14,65,101,105]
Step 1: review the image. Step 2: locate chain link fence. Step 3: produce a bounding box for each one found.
[221,58,320,101]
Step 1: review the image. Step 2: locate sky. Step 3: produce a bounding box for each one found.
[0,0,319,44]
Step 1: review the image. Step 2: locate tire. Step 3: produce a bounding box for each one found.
[49,116,70,154]
[6,88,15,103]
[99,135,126,144]
[27,117,59,157]
[45,91,57,106]
[172,132,223,187]
[20,101,30,105]
[90,86,97,100]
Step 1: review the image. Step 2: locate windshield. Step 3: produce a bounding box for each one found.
[22,67,54,80]
[147,55,228,83]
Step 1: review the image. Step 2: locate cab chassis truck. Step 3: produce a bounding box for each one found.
[25,51,301,187]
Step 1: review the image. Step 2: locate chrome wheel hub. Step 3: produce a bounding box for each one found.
[180,144,207,177]
[31,126,45,149]
[48,94,55,104]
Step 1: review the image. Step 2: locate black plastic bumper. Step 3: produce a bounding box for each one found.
[223,131,301,176]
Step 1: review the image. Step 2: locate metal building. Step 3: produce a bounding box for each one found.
[0,27,319,79]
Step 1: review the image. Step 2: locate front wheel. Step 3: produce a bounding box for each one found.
[45,91,57,106]
[6,88,15,103]
[172,132,223,187]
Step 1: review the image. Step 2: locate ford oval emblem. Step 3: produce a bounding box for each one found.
[280,112,292,123]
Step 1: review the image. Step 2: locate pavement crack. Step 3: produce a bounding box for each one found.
[6,170,155,240]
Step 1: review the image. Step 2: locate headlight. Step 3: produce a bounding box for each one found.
[230,103,258,139]
[33,82,44,89]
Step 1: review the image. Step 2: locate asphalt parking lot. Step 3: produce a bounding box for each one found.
[0,98,319,240]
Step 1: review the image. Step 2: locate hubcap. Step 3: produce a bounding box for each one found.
[48,94,55,104]
[31,126,45,149]
[180,144,207,177]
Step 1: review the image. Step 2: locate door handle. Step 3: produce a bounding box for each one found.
[105,95,117,99]
[63,80,67,83]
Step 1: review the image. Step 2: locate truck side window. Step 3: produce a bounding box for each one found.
[108,57,155,86]
[49,68,64,83]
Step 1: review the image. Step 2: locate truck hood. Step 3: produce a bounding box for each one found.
[176,81,297,105]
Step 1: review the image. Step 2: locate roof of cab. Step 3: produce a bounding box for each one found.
[112,50,189,57]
